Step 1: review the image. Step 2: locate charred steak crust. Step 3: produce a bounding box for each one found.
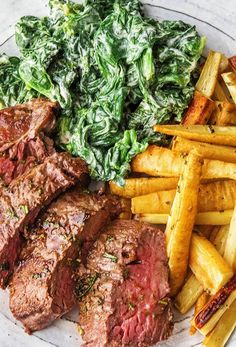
[0,153,88,288]
[79,220,173,347]
[10,190,121,333]
[0,98,59,185]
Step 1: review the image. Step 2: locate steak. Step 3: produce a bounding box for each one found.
[78,220,173,347]
[0,152,88,288]
[0,98,59,185]
[10,190,121,333]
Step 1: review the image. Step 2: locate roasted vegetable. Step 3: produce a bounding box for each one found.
[166,152,203,296]
[0,0,205,182]
[132,145,236,181]
[189,233,233,295]
[193,275,236,336]
[132,180,236,214]
[196,51,222,98]
[203,299,236,347]
[137,210,233,225]
[175,273,204,314]
[154,124,236,146]
[221,72,236,103]
[182,91,215,125]
[224,204,236,272]
[109,177,178,198]
[172,137,236,163]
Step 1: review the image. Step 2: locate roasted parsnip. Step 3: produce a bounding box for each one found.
[172,137,236,163]
[154,124,236,147]
[109,177,178,198]
[196,51,222,97]
[222,72,236,103]
[192,276,236,336]
[189,233,233,294]
[190,292,210,335]
[166,153,203,296]
[213,81,229,102]
[210,224,230,257]
[182,91,215,125]
[132,180,236,214]
[224,204,236,272]
[203,299,236,347]
[211,101,236,126]
[137,210,234,225]
[132,145,236,181]
[175,273,204,314]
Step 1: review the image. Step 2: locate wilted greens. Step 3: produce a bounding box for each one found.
[0,0,205,183]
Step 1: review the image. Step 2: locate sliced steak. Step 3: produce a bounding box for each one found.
[0,134,55,185]
[0,98,59,185]
[10,190,121,333]
[0,98,58,152]
[0,152,88,288]
[79,220,173,347]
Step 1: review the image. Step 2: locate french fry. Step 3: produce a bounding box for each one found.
[222,72,236,103]
[182,91,215,125]
[210,224,230,257]
[213,81,229,102]
[190,292,210,335]
[203,299,236,347]
[166,153,203,296]
[212,102,236,126]
[192,276,236,336]
[172,137,236,163]
[109,177,178,198]
[224,204,236,271]
[154,124,236,147]
[136,210,233,225]
[175,273,204,314]
[196,51,222,97]
[132,145,236,181]
[189,233,233,295]
[229,55,236,73]
[132,180,236,214]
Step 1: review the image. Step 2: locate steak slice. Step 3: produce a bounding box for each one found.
[0,98,58,152]
[0,98,59,185]
[79,220,173,347]
[10,190,121,333]
[0,152,88,288]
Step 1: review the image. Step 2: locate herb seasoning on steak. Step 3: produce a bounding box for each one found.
[79,220,173,347]
[0,152,88,287]
[10,190,121,333]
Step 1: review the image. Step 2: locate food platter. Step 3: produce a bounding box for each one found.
[0,0,236,347]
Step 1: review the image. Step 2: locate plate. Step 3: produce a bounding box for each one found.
[0,1,236,346]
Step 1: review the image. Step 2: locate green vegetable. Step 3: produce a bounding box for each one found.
[0,0,205,182]
[0,54,38,108]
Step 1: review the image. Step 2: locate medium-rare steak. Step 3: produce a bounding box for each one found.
[10,190,121,333]
[0,98,59,185]
[78,220,173,347]
[0,152,88,288]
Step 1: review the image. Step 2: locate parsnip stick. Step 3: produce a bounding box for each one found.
[210,224,230,257]
[224,204,236,271]
[222,72,236,103]
[189,233,233,295]
[154,124,236,147]
[172,137,236,163]
[190,292,210,335]
[166,153,203,296]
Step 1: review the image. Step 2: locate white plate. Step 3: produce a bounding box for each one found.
[0,1,236,346]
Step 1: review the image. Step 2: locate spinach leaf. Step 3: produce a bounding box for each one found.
[0,54,38,108]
